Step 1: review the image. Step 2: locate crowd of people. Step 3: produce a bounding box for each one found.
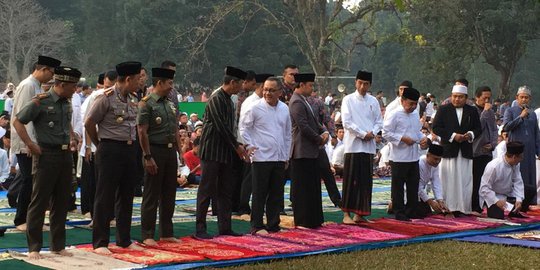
[0,55,536,260]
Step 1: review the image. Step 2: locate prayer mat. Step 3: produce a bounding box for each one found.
[315,224,410,242]
[9,249,143,270]
[495,230,540,241]
[208,234,320,254]
[360,218,450,237]
[455,234,540,249]
[77,243,203,265]
[148,237,273,261]
[260,229,359,247]
[410,217,489,232]
[428,215,502,228]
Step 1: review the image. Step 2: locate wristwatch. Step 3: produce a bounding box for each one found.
[144,154,152,160]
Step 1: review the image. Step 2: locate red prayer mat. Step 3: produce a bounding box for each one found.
[410,217,490,231]
[360,218,451,236]
[315,224,411,242]
[260,229,359,247]
[209,234,322,254]
[430,215,507,228]
[148,237,273,261]
[77,243,204,265]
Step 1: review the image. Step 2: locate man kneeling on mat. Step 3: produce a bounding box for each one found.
[479,141,533,219]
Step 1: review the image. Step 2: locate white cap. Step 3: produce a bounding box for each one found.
[190,113,198,118]
[517,85,531,96]
[452,85,468,95]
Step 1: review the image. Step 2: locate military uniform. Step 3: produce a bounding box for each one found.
[87,65,140,249]
[138,84,179,240]
[15,66,79,253]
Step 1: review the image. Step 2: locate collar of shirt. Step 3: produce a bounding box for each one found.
[354,90,369,100]
[149,92,167,102]
[49,90,62,103]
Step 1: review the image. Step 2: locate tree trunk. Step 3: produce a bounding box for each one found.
[497,69,511,100]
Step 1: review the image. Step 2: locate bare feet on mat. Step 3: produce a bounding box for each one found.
[444,212,455,219]
[160,237,180,243]
[94,247,112,255]
[143,238,158,246]
[126,243,144,251]
[295,226,309,229]
[354,215,373,223]
[343,213,356,225]
[470,211,482,217]
[28,251,41,260]
[16,223,27,231]
[52,249,73,257]
[42,225,50,231]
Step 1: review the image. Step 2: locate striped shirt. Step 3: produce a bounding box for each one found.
[199,87,238,163]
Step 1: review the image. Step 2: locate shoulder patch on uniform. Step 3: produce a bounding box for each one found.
[141,95,151,102]
[104,89,114,96]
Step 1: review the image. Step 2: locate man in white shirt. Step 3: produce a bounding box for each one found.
[416,144,448,217]
[480,141,532,219]
[236,73,273,216]
[384,80,413,120]
[11,55,61,231]
[240,77,291,234]
[383,87,428,221]
[341,70,383,224]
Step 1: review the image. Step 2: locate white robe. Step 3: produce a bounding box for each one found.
[440,150,473,213]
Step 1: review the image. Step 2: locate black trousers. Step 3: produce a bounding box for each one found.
[92,141,137,249]
[318,149,341,206]
[26,149,72,252]
[291,158,323,228]
[14,154,33,226]
[80,153,96,216]
[251,162,285,232]
[237,162,253,215]
[7,171,23,208]
[231,156,244,212]
[390,161,420,219]
[196,160,234,234]
[141,146,178,240]
[473,155,492,213]
[415,200,433,218]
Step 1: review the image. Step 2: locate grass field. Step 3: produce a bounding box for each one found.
[227,240,540,269]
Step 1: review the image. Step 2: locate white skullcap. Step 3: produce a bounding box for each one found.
[452,85,468,95]
[517,85,531,96]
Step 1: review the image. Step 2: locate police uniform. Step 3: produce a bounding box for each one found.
[138,68,179,241]
[86,61,141,249]
[15,66,80,253]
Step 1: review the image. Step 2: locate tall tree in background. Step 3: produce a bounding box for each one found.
[177,0,394,87]
[406,0,540,98]
[0,0,72,83]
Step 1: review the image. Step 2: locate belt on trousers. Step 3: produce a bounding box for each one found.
[150,143,176,149]
[100,138,136,145]
[38,143,69,151]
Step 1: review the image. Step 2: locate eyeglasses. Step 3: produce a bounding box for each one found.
[263,88,280,93]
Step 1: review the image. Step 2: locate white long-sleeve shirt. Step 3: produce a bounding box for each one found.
[383,105,425,162]
[331,144,345,166]
[239,99,291,162]
[237,92,262,144]
[341,91,382,154]
[418,155,443,201]
[79,88,106,156]
[479,156,524,207]
[0,149,10,183]
[11,75,41,154]
[71,91,83,137]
